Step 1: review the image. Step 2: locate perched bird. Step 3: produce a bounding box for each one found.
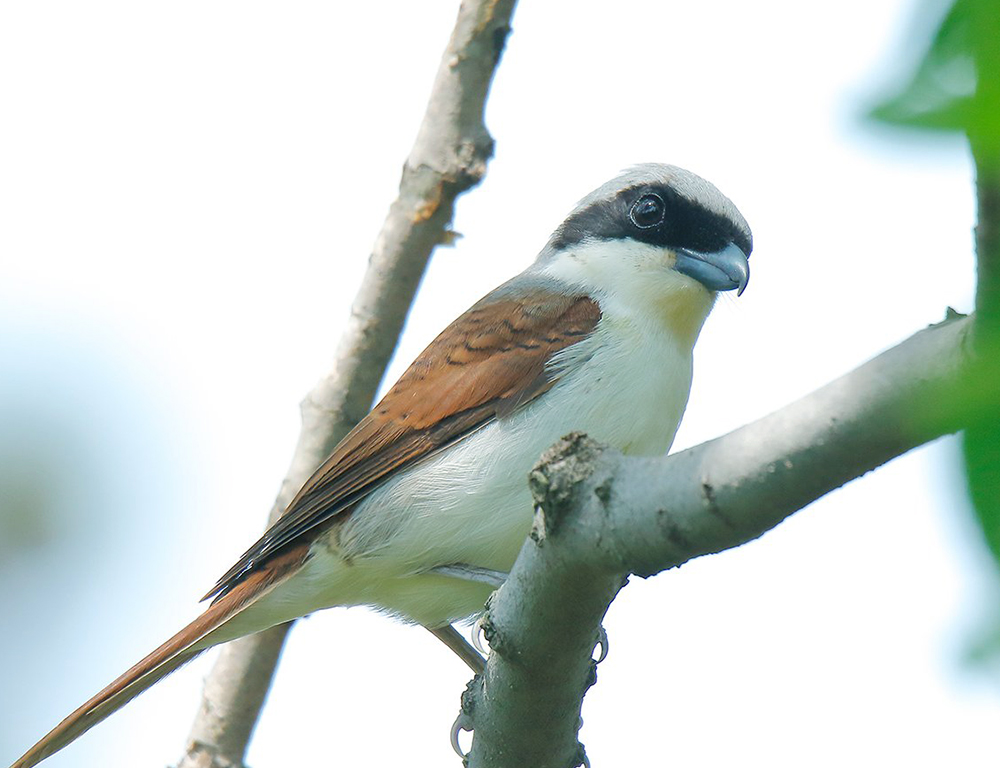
[11,163,752,768]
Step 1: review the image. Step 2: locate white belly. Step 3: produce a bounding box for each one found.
[254,313,695,628]
[220,296,701,638]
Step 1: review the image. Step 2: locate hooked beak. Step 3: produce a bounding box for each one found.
[673,242,750,296]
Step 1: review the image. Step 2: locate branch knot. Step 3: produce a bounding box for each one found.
[528,432,606,538]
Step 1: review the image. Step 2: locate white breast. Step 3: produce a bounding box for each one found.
[347,304,694,564]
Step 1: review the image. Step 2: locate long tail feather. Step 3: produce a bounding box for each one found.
[11,542,309,768]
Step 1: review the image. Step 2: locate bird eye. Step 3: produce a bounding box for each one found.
[630,193,665,229]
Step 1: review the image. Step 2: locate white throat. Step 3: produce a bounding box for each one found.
[539,237,717,349]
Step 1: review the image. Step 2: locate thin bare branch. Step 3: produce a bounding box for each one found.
[465,314,976,768]
[176,1,518,766]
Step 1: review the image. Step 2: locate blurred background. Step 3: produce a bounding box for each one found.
[1,0,997,765]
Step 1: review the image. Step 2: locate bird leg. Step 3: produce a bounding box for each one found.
[427,624,485,674]
[424,564,509,672]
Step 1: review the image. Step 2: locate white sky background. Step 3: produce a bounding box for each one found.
[1,0,997,766]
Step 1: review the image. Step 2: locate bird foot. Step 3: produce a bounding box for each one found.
[594,625,609,663]
[472,615,489,654]
[451,711,474,758]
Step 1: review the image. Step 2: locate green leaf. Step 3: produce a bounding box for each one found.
[869,0,1000,141]
[963,419,1000,564]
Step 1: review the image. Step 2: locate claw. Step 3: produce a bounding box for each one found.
[472,617,488,655]
[450,712,474,758]
[594,625,609,663]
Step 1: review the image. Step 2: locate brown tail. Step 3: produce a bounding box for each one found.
[11,543,309,768]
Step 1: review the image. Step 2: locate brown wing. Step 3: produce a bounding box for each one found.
[205,286,601,600]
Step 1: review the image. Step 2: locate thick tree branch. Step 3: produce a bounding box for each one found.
[465,314,977,768]
[176,1,518,766]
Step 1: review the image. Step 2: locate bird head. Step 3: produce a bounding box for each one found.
[536,163,752,344]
